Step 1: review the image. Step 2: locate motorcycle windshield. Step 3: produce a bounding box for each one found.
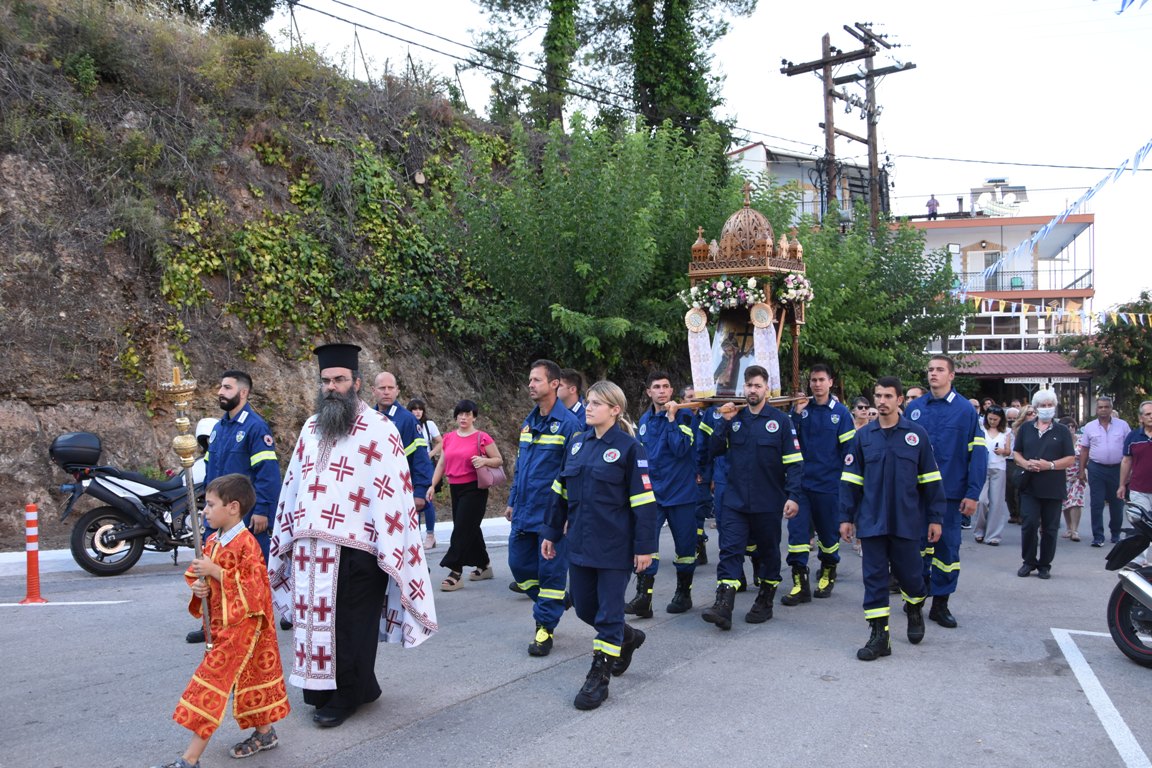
[1105,535,1151,571]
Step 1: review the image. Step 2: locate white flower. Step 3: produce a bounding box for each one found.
[714,281,725,291]
[746,277,756,289]
[692,302,701,308]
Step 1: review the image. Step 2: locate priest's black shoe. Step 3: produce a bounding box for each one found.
[185,629,205,644]
[313,705,355,727]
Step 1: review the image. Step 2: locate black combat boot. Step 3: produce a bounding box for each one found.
[857,617,892,661]
[573,651,612,710]
[623,574,655,619]
[695,537,708,565]
[744,581,777,624]
[928,595,958,628]
[666,572,694,614]
[905,601,925,645]
[813,564,837,598]
[527,622,554,657]
[780,565,811,606]
[611,624,646,677]
[701,584,736,631]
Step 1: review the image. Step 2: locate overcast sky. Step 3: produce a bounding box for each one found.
[268,0,1152,311]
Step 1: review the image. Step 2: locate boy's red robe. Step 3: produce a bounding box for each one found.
[173,527,290,739]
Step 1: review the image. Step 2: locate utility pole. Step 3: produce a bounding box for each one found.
[782,23,915,231]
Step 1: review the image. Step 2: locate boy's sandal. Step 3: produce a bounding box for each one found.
[441,572,464,591]
[470,565,494,581]
[230,727,278,759]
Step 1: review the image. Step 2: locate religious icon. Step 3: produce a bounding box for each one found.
[710,310,755,397]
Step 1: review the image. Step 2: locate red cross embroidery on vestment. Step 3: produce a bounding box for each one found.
[388,433,403,456]
[409,508,419,530]
[407,544,422,567]
[384,511,403,535]
[301,458,315,477]
[400,470,413,493]
[391,547,404,569]
[385,609,401,633]
[312,596,333,623]
[307,479,327,501]
[358,440,383,465]
[296,545,311,572]
[329,456,355,483]
[320,505,345,530]
[348,487,371,514]
[313,645,333,671]
[374,475,395,499]
[297,438,306,459]
[409,578,426,601]
[295,643,306,667]
[294,596,309,620]
[315,546,336,573]
[363,520,378,542]
[350,416,368,436]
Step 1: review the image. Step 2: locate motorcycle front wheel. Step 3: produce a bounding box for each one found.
[1107,581,1152,667]
[70,506,145,576]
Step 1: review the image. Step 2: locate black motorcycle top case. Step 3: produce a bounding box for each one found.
[50,432,102,468]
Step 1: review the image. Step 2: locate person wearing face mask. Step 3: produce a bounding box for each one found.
[1011,390,1076,579]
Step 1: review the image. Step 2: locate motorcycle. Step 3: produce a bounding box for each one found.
[49,419,216,576]
[1104,501,1152,666]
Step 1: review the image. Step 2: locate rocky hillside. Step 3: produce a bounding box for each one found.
[0,1,530,552]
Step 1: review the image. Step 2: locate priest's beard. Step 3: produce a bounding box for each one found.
[315,386,360,442]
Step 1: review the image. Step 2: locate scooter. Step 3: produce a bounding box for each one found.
[1104,501,1152,666]
[49,419,216,576]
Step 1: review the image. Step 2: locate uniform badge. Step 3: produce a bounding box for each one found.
[844,454,854,466]
[801,410,809,419]
[208,431,216,445]
[766,420,779,433]
[732,422,742,432]
[905,433,920,446]
[910,409,921,421]
[641,474,651,489]
[603,449,621,463]
[571,442,582,455]
[521,425,531,433]
[550,423,559,433]
[637,458,648,468]
[639,424,647,436]
[712,411,721,420]
[831,414,840,424]
[235,430,245,443]
[263,434,274,447]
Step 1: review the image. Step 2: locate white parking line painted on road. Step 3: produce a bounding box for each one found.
[1052,627,1152,768]
[0,600,129,607]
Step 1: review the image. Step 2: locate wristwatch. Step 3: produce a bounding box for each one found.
[1049,461,1055,471]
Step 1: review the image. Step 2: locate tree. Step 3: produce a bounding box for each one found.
[166,0,278,35]
[1059,292,1152,415]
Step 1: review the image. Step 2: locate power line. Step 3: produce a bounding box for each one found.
[894,153,1152,172]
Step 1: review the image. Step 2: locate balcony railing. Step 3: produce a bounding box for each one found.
[952,269,1093,294]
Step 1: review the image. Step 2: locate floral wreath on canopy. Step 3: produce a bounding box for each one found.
[678,272,814,315]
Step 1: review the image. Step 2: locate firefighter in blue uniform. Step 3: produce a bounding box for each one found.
[703,365,804,630]
[372,371,434,510]
[840,376,944,660]
[506,359,582,656]
[625,372,700,617]
[905,354,987,628]
[783,364,856,605]
[542,380,659,710]
[560,368,587,429]
[693,396,716,565]
[186,369,281,644]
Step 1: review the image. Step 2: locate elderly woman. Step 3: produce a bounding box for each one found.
[1011,390,1076,579]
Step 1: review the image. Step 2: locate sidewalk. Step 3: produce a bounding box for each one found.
[0,516,513,578]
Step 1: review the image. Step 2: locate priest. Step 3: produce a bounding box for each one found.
[268,343,437,728]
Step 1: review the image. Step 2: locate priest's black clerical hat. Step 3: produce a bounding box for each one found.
[313,343,362,372]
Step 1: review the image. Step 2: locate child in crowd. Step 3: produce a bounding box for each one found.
[153,474,289,768]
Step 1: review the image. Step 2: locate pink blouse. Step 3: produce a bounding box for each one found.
[443,430,494,484]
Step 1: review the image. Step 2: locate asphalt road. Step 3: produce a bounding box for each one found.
[2,518,1149,768]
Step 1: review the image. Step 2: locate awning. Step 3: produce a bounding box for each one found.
[955,352,1089,379]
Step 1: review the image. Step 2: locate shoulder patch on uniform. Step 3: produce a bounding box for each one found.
[641,473,651,489]
[766,420,779,433]
[550,422,559,433]
[637,458,648,468]
[844,453,854,466]
[235,430,245,443]
[801,410,809,419]
[603,448,621,463]
[831,414,840,424]
[905,432,920,446]
[263,434,274,447]
[910,409,921,421]
[712,411,721,420]
[521,425,531,433]
[571,442,583,455]
[639,423,647,436]
[208,431,216,444]
[946,391,956,403]
[732,421,742,432]
[237,410,249,424]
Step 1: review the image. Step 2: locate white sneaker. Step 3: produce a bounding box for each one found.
[424,533,436,550]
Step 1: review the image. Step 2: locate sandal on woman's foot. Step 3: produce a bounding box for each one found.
[1071,532,1081,541]
[470,565,494,581]
[974,535,984,543]
[152,759,200,768]
[1061,530,1072,539]
[442,572,464,591]
[230,727,278,759]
